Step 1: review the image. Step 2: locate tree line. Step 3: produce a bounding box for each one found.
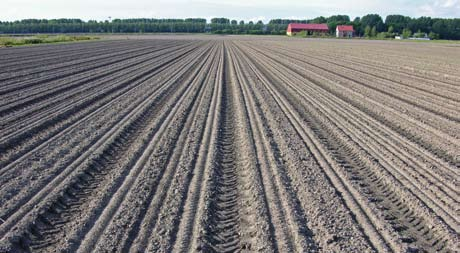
[1,15,459,40]
[0,18,207,33]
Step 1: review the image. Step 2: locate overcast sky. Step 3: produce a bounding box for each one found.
[2,0,459,22]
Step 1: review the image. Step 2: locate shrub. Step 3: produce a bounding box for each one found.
[24,38,43,44]
[402,28,412,39]
[0,35,97,47]
[377,32,394,39]
[429,32,439,40]
[0,37,18,46]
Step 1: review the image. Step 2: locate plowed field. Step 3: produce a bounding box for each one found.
[0,36,459,252]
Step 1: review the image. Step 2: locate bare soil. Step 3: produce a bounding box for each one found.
[0,35,458,252]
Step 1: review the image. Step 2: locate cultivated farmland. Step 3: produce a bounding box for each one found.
[0,36,459,252]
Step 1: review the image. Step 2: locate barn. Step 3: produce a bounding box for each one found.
[286,23,329,36]
[336,25,354,38]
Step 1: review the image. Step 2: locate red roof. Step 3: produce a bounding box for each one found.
[336,25,354,31]
[287,23,329,32]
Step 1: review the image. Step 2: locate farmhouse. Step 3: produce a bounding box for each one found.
[287,23,329,36]
[336,25,354,38]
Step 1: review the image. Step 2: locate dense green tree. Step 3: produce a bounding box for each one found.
[428,31,439,39]
[311,16,327,24]
[408,16,432,33]
[364,25,371,37]
[361,14,385,32]
[402,28,412,38]
[327,15,350,23]
[269,19,308,24]
[352,17,362,36]
[385,15,410,33]
[210,18,230,24]
[371,26,377,37]
[388,26,394,33]
[1,15,459,40]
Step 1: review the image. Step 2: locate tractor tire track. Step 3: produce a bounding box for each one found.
[202,49,242,252]
[1,36,459,253]
[0,42,214,250]
[0,42,203,170]
[237,41,458,252]
[229,43,321,252]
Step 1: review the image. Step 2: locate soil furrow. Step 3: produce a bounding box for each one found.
[123,46,219,253]
[268,43,460,102]
[0,42,203,170]
[0,42,190,116]
[242,43,459,221]
[87,43,220,253]
[170,42,224,253]
[246,42,459,198]
[229,43,322,252]
[246,42,460,169]
[0,41,184,93]
[233,43,395,251]
[0,41,144,74]
[237,41,457,251]
[1,36,458,253]
[203,51,241,252]
[0,42,213,247]
[247,42,460,144]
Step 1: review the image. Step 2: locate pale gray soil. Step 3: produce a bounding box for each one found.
[0,35,458,252]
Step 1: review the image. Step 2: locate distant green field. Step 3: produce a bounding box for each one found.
[289,35,460,44]
[398,39,460,44]
[0,35,99,47]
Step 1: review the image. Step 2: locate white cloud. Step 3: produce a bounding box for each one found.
[441,0,459,7]
[418,0,460,17]
[1,0,458,21]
